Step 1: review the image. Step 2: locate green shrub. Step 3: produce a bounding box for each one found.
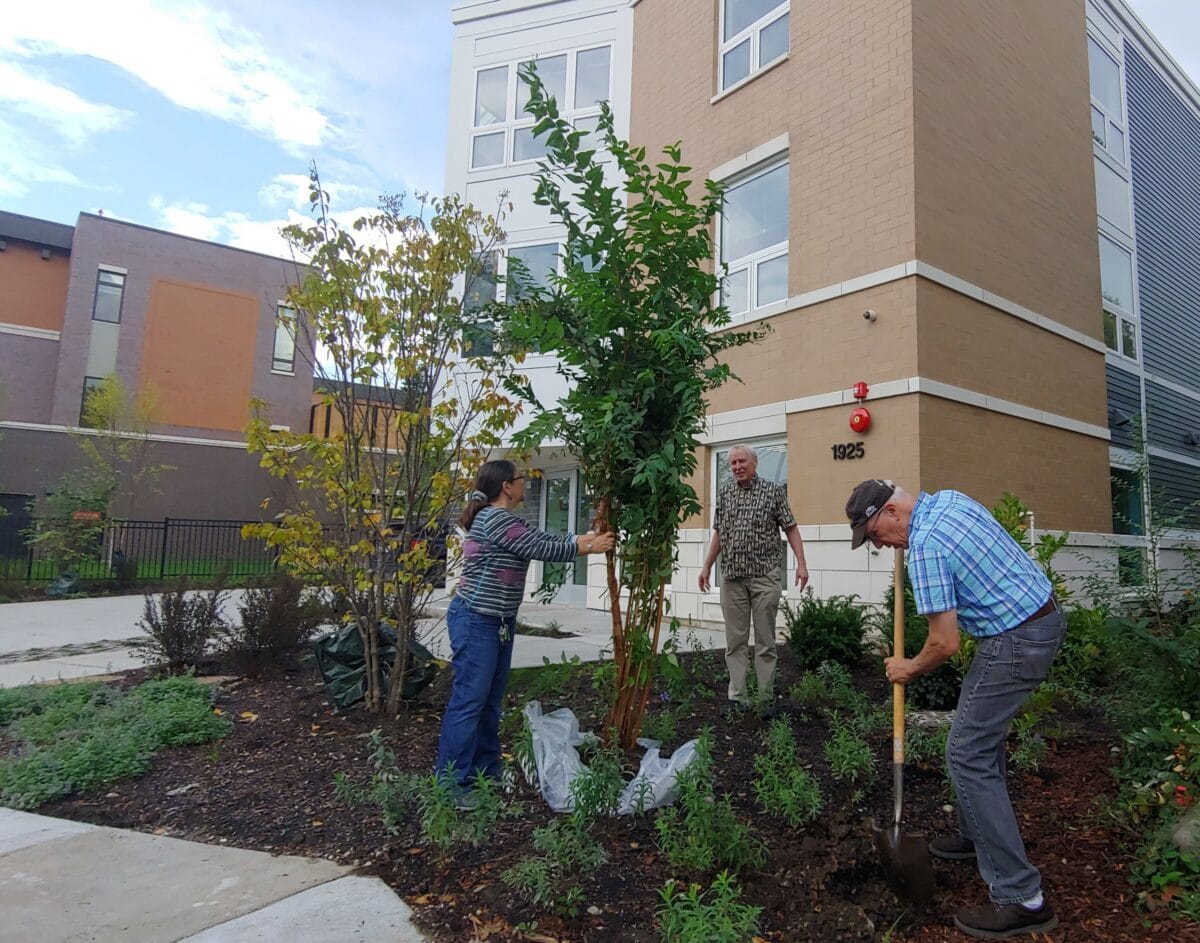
[657,870,762,943]
[752,718,822,828]
[868,582,966,710]
[131,578,226,672]
[218,572,328,674]
[905,723,949,769]
[655,728,767,875]
[824,715,875,790]
[787,672,828,709]
[642,708,679,746]
[1103,598,1200,731]
[0,676,229,809]
[782,590,866,670]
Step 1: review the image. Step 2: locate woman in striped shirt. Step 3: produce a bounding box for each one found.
[435,459,615,804]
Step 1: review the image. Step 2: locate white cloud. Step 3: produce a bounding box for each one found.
[1,0,329,153]
[0,61,132,147]
[0,115,85,198]
[257,173,374,211]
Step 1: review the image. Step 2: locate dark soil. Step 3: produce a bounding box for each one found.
[35,645,1200,943]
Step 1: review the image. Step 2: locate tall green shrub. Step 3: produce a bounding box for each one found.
[781,590,866,670]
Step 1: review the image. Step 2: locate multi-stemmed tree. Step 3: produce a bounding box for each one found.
[504,66,765,748]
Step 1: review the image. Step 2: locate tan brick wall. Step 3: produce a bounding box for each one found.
[786,397,921,524]
[708,279,918,415]
[916,280,1108,427]
[912,0,1101,337]
[0,243,69,332]
[631,0,916,294]
[917,396,1112,533]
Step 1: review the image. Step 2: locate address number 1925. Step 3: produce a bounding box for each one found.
[831,442,865,460]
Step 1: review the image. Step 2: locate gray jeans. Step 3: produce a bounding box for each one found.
[947,607,1065,904]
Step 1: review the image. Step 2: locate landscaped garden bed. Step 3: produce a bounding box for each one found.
[12,636,1195,943]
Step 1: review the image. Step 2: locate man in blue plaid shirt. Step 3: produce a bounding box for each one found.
[846,479,1065,940]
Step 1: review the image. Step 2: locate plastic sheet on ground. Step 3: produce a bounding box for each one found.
[312,624,437,710]
[523,701,699,815]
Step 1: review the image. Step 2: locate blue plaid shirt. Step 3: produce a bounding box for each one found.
[906,490,1051,638]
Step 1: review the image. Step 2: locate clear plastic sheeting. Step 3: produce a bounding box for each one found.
[522,701,699,815]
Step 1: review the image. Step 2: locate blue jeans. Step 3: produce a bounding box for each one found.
[947,608,1065,904]
[435,597,516,787]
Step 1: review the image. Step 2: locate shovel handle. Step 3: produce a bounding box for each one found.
[892,548,905,766]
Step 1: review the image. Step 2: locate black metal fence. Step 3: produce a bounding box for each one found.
[0,517,278,584]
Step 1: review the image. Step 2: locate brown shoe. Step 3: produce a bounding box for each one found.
[953,901,1057,939]
[930,834,976,860]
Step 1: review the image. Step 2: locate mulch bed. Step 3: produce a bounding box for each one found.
[35,644,1200,943]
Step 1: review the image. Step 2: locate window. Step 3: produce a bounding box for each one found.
[462,244,559,357]
[273,305,297,373]
[1111,466,1146,586]
[712,441,789,590]
[463,252,499,357]
[507,243,558,300]
[92,270,125,323]
[720,0,789,92]
[1094,157,1131,235]
[1099,234,1137,359]
[1088,36,1126,164]
[469,46,611,170]
[79,376,104,426]
[719,160,788,316]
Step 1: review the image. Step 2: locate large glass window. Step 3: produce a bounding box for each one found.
[79,376,104,426]
[720,0,789,92]
[1094,157,1131,235]
[507,243,558,300]
[463,252,499,357]
[1088,36,1126,164]
[470,47,611,170]
[720,160,789,315]
[1111,466,1146,586]
[272,305,297,373]
[92,270,125,323]
[1099,234,1137,360]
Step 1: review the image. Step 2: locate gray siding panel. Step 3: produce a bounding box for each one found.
[1124,44,1200,389]
[1106,364,1141,449]
[1148,454,1200,529]
[1145,381,1200,454]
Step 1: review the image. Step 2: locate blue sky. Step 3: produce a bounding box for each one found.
[1,0,1198,259]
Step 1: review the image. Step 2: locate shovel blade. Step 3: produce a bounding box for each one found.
[873,823,936,905]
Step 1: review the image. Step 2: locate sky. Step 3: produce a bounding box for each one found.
[1,0,1198,260]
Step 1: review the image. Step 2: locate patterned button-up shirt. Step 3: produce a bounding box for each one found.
[906,490,1051,638]
[714,476,796,581]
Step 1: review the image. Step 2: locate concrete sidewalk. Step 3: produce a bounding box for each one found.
[0,808,422,943]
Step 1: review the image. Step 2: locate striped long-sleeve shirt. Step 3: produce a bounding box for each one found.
[457,506,578,619]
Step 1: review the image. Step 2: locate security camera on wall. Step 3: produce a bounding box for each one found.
[862,309,877,322]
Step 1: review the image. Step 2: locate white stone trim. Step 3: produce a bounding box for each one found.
[709,54,791,106]
[97,264,128,275]
[704,377,1111,442]
[0,420,250,451]
[0,322,60,341]
[709,133,789,182]
[1147,444,1200,470]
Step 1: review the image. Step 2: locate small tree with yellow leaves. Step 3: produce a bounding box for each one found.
[245,168,521,715]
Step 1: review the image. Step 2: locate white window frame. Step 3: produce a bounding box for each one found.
[718,1,789,93]
[1087,33,1127,167]
[708,438,791,594]
[461,241,563,357]
[1098,231,1139,363]
[272,303,297,375]
[468,44,612,172]
[716,156,789,319]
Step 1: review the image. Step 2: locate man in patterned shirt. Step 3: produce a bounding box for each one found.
[845,479,1064,940]
[699,444,809,706]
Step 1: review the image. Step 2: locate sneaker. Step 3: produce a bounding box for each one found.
[953,901,1058,939]
[930,834,977,861]
[453,788,479,812]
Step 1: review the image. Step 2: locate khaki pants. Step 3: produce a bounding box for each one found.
[720,567,782,701]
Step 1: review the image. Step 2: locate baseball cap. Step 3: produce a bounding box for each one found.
[846,479,896,549]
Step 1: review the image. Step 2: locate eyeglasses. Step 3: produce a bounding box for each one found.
[865,511,885,546]
[508,474,525,483]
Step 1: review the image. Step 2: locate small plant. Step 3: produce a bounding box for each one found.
[752,718,823,828]
[642,708,679,746]
[655,727,767,875]
[131,578,226,672]
[782,590,867,670]
[218,572,328,674]
[570,740,626,822]
[905,723,949,769]
[824,715,875,788]
[417,768,505,853]
[657,870,762,943]
[502,817,607,917]
[788,672,828,709]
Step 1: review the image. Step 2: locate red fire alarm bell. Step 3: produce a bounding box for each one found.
[849,407,871,434]
[852,381,869,400]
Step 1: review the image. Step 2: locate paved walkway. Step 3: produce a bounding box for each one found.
[0,808,421,943]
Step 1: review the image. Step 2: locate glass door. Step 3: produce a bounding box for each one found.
[542,470,589,604]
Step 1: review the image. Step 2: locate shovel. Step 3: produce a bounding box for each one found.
[873,547,936,904]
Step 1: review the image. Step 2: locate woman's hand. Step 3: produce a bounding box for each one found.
[577,530,616,554]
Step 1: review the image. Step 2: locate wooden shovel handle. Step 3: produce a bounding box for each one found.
[892,547,906,765]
